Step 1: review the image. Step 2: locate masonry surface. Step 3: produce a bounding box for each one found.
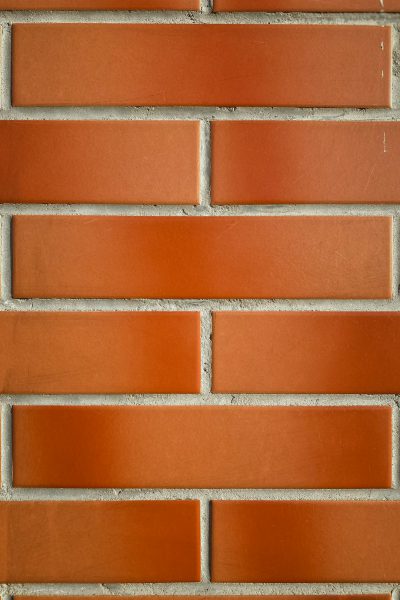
[1,1,400,600]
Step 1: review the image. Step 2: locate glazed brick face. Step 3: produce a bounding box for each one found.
[0,0,199,7]
[12,406,392,489]
[213,312,400,394]
[0,312,200,394]
[0,121,199,205]
[211,501,400,582]
[12,24,391,107]
[212,122,400,205]
[12,215,392,299]
[214,0,400,11]
[0,501,200,582]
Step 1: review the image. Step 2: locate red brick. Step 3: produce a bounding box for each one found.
[12,24,391,108]
[0,121,199,205]
[0,501,200,582]
[0,312,200,394]
[213,312,400,394]
[0,0,198,8]
[12,405,392,489]
[12,215,392,300]
[211,501,400,582]
[212,121,400,205]
[214,0,400,11]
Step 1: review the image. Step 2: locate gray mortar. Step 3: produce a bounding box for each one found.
[0,5,400,598]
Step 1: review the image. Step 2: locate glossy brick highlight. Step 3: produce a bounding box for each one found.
[0,501,200,582]
[213,312,400,394]
[0,121,199,205]
[0,0,198,8]
[211,501,400,582]
[12,405,392,489]
[212,121,400,205]
[0,312,200,394]
[214,0,400,11]
[12,215,392,300]
[12,24,391,108]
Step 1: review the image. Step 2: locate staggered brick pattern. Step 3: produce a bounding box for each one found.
[0,0,400,597]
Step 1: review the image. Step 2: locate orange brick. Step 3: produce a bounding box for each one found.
[12,216,392,300]
[0,0,198,8]
[0,501,200,582]
[212,121,400,205]
[0,121,199,205]
[0,312,200,394]
[12,24,391,108]
[213,312,400,394]
[211,501,400,582]
[12,405,392,489]
[214,0,400,11]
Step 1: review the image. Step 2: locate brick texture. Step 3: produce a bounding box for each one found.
[0,312,200,394]
[12,405,392,489]
[12,215,392,299]
[12,24,391,107]
[211,501,400,582]
[1,0,399,593]
[0,501,200,582]
[0,121,199,204]
[212,121,400,204]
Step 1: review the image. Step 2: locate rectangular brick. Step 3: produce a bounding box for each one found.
[12,405,391,489]
[211,501,400,582]
[0,501,200,582]
[0,0,198,8]
[12,24,391,108]
[214,0,400,11]
[12,216,392,300]
[0,312,200,394]
[212,121,400,205]
[0,121,199,205]
[213,312,400,394]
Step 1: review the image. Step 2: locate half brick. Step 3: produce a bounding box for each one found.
[0,312,200,394]
[0,501,200,582]
[212,501,400,582]
[212,121,400,204]
[213,311,400,394]
[0,121,199,204]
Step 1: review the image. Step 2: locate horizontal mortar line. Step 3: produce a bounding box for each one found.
[1,299,400,311]
[0,12,399,23]
[0,205,399,216]
[0,489,400,501]
[2,583,398,596]
[1,108,400,120]
[0,395,397,406]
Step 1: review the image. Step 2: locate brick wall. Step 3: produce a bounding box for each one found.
[0,1,400,599]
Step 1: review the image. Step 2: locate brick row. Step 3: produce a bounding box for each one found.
[2,311,400,394]
[12,216,392,299]
[12,24,391,107]
[3,121,399,205]
[12,405,391,489]
[2,0,399,9]
[1,501,400,582]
